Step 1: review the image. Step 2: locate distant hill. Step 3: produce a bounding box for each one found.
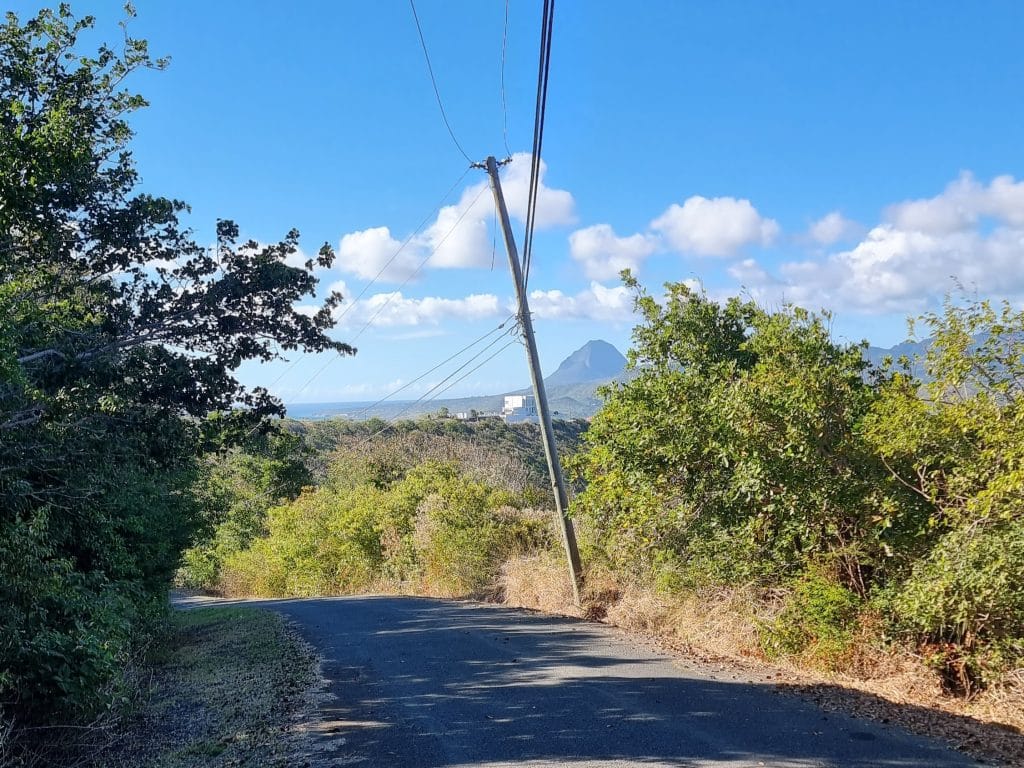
[287,340,630,421]
[864,337,931,365]
[545,340,626,387]
[863,338,933,379]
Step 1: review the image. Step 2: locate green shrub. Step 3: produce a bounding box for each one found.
[888,518,1024,691]
[218,460,553,599]
[863,297,1024,685]
[0,512,161,721]
[760,568,863,668]
[570,274,913,595]
[178,430,312,589]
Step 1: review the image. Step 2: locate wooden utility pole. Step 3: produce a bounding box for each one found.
[481,155,583,606]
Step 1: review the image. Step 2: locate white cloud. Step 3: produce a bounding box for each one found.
[499,152,576,228]
[728,258,778,287]
[326,278,350,297]
[651,195,779,257]
[337,227,421,281]
[781,225,1024,313]
[380,329,448,341]
[527,281,634,321]
[808,211,861,245]
[723,174,1024,315]
[885,172,1024,234]
[568,224,659,280]
[336,291,501,328]
[424,182,493,269]
[333,152,575,280]
[295,284,501,328]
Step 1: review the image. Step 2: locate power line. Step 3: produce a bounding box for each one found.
[499,0,512,157]
[266,167,471,395]
[522,0,555,288]
[409,0,473,164]
[347,314,515,420]
[349,326,520,451]
[401,324,517,410]
[334,167,471,326]
[418,336,519,407]
[283,182,489,403]
[350,182,490,343]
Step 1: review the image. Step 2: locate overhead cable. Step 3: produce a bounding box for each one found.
[268,167,471,396]
[284,180,486,404]
[347,314,515,420]
[499,0,512,157]
[333,166,471,326]
[522,0,555,288]
[350,182,490,343]
[349,325,520,450]
[409,0,474,164]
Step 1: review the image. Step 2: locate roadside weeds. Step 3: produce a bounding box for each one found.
[95,606,324,768]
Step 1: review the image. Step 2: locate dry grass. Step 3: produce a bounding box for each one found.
[499,552,580,615]
[99,606,321,768]
[606,583,767,660]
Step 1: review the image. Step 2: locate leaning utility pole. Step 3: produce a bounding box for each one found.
[480,154,583,606]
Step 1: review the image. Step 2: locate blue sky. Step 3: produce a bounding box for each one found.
[17,1,1024,404]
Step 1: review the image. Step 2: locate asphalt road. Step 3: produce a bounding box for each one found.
[186,595,981,767]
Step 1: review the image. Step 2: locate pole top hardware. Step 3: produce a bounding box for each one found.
[471,155,513,170]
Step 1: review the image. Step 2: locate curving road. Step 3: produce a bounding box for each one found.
[181,595,981,767]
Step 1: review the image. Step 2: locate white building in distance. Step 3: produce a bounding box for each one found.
[502,394,537,423]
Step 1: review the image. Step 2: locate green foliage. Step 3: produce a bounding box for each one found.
[221,461,552,598]
[862,297,1024,683]
[572,276,1023,687]
[760,568,863,668]
[178,429,313,589]
[0,512,137,719]
[889,518,1024,690]
[0,6,346,725]
[570,273,912,593]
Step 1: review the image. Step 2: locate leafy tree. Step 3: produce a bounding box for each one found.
[0,5,351,723]
[570,273,913,594]
[864,298,1024,690]
[179,428,313,589]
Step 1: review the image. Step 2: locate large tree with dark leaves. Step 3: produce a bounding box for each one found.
[0,5,351,723]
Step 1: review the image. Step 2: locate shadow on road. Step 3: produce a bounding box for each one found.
[190,595,993,767]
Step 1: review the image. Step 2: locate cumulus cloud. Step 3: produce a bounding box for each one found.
[499,152,576,228]
[334,152,575,281]
[651,195,779,257]
[721,174,1024,315]
[423,182,493,269]
[808,211,862,245]
[568,224,658,280]
[298,287,500,328]
[344,291,501,327]
[337,227,420,281]
[527,281,634,321]
[885,172,1024,234]
[728,258,779,288]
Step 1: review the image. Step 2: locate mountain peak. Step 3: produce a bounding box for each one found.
[545,340,626,387]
